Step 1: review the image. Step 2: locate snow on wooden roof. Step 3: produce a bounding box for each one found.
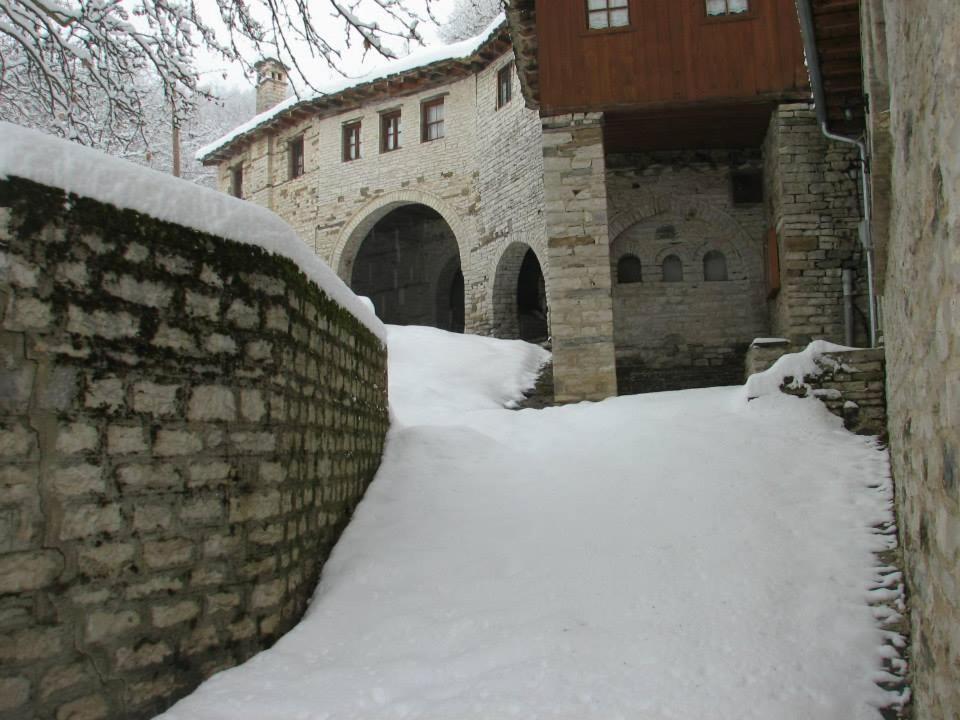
[0,122,385,341]
[197,15,511,166]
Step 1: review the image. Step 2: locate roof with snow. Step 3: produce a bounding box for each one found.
[0,122,385,341]
[197,15,512,166]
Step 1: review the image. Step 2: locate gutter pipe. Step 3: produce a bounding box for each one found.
[795,0,878,348]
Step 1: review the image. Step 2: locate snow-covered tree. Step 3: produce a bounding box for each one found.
[0,0,436,147]
[439,0,502,43]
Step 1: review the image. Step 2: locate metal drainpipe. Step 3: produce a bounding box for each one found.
[794,0,879,348]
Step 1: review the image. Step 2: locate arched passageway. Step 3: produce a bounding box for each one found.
[493,243,548,343]
[349,204,464,331]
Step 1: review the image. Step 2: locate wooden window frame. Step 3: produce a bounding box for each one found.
[421,97,445,143]
[703,0,755,22]
[585,0,630,31]
[342,121,361,162]
[380,111,401,153]
[288,135,305,179]
[497,63,513,109]
[231,164,243,198]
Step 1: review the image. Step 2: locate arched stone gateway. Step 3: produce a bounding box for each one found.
[347,203,464,330]
[493,242,549,343]
[332,189,474,283]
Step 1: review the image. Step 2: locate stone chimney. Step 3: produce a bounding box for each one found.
[255,58,289,114]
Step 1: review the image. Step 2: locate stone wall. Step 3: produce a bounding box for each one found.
[745,345,887,437]
[0,177,389,719]
[873,2,960,717]
[606,151,769,393]
[215,52,547,338]
[763,104,869,346]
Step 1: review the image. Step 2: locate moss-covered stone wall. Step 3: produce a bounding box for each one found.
[0,177,389,719]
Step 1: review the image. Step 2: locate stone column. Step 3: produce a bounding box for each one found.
[763,104,863,345]
[541,113,617,402]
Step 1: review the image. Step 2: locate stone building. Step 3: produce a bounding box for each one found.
[797,2,960,718]
[200,5,868,403]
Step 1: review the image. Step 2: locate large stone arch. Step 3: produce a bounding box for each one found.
[608,193,754,264]
[332,189,476,282]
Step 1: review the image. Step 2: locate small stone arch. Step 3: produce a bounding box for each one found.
[702,250,729,281]
[492,242,549,342]
[661,254,684,282]
[331,189,474,282]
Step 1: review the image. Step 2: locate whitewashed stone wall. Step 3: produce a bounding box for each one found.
[215,52,546,336]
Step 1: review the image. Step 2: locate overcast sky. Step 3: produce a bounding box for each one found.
[193,0,460,94]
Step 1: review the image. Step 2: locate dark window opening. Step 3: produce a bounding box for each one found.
[662,254,684,282]
[587,0,629,29]
[343,122,361,162]
[381,111,401,153]
[617,254,643,284]
[497,64,513,109]
[231,165,243,198]
[288,136,304,179]
[703,250,729,281]
[421,98,445,142]
[732,170,763,205]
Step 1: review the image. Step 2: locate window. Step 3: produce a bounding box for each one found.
[381,111,401,153]
[342,122,361,162]
[288,135,304,179]
[732,170,763,204]
[703,250,729,281]
[617,255,643,284]
[421,98,444,142]
[231,165,243,198]
[662,255,683,282]
[587,0,629,30]
[497,64,513,109]
[706,0,749,16]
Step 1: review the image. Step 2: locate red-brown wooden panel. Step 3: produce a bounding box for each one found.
[535,0,809,116]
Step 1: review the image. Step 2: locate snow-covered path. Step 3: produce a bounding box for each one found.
[160,326,900,720]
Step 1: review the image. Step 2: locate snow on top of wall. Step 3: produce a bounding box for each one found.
[196,13,508,161]
[745,339,854,399]
[0,122,385,341]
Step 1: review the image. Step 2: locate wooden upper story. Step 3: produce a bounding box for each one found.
[519,0,808,116]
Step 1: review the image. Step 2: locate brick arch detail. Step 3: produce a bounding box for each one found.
[608,194,754,263]
[331,189,476,282]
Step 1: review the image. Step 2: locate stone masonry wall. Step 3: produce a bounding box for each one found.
[0,177,389,719]
[606,152,769,393]
[540,113,617,402]
[763,104,868,346]
[877,3,960,717]
[215,52,547,338]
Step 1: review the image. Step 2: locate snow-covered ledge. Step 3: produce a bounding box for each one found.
[745,340,888,436]
[0,125,389,718]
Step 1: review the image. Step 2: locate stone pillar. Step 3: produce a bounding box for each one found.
[763,104,864,346]
[541,113,617,402]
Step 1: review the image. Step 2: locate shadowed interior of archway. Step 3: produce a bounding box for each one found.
[350,204,464,331]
